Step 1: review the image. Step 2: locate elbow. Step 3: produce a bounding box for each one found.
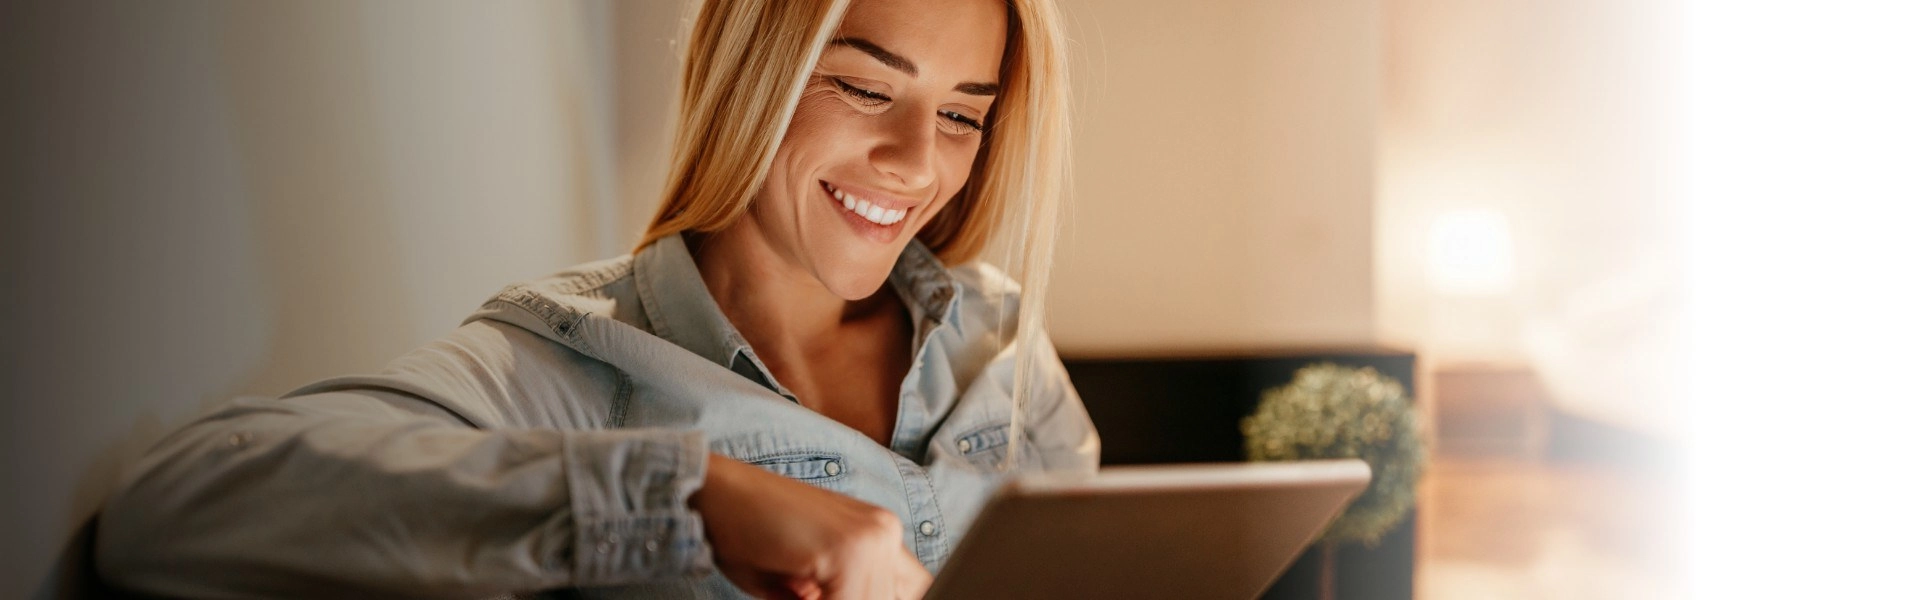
[92,419,262,595]
[93,481,176,594]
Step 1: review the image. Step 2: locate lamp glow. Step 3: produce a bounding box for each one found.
[1424,209,1515,297]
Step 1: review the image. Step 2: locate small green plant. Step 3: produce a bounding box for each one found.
[1240,363,1427,546]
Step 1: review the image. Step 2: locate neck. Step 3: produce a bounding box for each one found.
[688,225,891,356]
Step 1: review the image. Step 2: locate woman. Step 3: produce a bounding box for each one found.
[94,0,1095,598]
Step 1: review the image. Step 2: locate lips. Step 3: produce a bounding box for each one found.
[819,180,920,244]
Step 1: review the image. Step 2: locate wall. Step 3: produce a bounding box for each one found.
[0,2,682,596]
[1374,0,1684,435]
[1047,0,1382,356]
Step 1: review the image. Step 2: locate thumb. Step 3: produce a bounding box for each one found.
[784,576,824,600]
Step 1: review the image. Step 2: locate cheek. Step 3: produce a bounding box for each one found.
[762,92,851,215]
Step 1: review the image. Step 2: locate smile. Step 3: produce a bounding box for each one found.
[823,181,908,226]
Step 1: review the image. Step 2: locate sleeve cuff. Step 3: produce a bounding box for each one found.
[562,428,714,586]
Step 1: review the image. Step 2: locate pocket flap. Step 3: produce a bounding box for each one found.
[957,422,1011,456]
[746,451,849,482]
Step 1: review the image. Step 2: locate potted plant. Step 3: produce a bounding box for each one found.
[1241,363,1428,600]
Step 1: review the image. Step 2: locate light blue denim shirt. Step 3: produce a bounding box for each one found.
[94,233,1100,599]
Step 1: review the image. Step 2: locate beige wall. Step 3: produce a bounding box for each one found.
[612,1,700,243]
[1047,0,1382,356]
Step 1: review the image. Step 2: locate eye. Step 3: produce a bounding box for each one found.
[832,78,891,106]
[831,76,985,135]
[940,110,986,134]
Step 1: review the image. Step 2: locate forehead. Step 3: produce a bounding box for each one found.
[833,0,1008,81]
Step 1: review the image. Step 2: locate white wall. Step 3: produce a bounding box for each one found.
[0,2,683,596]
[1048,0,1382,356]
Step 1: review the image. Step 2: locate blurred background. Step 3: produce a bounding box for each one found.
[3,1,1915,599]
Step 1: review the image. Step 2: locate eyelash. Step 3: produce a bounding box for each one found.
[832,78,985,133]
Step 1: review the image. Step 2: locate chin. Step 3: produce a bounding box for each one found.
[816,254,898,301]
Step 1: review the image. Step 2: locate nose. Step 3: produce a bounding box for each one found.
[868,108,938,191]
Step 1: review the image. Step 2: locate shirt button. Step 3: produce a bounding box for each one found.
[918,521,936,536]
[957,438,973,453]
[597,538,616,555]
[824,461,842,477]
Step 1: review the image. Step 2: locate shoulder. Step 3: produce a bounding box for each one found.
[946,260,1021,303]
[465,254,651,339]
[946,260,1023,317]
[938,260,1035,354]
[304,256,647,428]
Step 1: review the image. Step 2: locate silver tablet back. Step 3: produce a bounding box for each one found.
[926,460,1371,600]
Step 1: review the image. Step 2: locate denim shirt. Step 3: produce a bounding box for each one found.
[93,233,1100,599]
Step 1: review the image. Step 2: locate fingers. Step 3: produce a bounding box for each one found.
[720,563,817,600]
[818,543,917,600]
[755,540,930,600]
[783,576,823,600]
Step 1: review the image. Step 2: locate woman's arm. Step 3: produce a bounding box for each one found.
[94,321,713,598]
[94,319,933,599]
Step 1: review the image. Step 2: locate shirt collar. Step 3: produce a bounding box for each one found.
[631,232,962,374]
[631,233,753,371]
[888,237,962,336]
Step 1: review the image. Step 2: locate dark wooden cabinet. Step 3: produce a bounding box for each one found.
[1062,349,1418,600]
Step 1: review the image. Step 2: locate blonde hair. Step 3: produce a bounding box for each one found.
[638,0,1072,467]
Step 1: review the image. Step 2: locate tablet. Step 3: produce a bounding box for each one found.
[925,459,1372,600]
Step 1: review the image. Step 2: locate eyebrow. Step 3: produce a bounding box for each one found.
[829,37,1001,97]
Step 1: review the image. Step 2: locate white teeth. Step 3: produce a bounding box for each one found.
[829,184,908,226]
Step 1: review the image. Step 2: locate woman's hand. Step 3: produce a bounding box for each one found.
[692,453,933,600]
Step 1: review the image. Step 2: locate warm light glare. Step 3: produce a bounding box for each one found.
[1424,209,1515,297]
[1686,1,1920,597]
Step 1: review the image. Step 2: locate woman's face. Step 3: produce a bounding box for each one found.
[744,0,1007,299]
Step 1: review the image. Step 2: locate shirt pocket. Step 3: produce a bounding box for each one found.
[743,451,851,487]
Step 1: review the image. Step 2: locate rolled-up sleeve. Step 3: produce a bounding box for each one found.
[563,428,712,584]
[95,321,716,598]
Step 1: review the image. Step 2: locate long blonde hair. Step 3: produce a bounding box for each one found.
[638,0,1072,467]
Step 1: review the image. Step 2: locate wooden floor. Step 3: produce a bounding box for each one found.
[1414,456,1685,600]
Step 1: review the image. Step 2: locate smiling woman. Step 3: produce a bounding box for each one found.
[90,0,1092,599]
